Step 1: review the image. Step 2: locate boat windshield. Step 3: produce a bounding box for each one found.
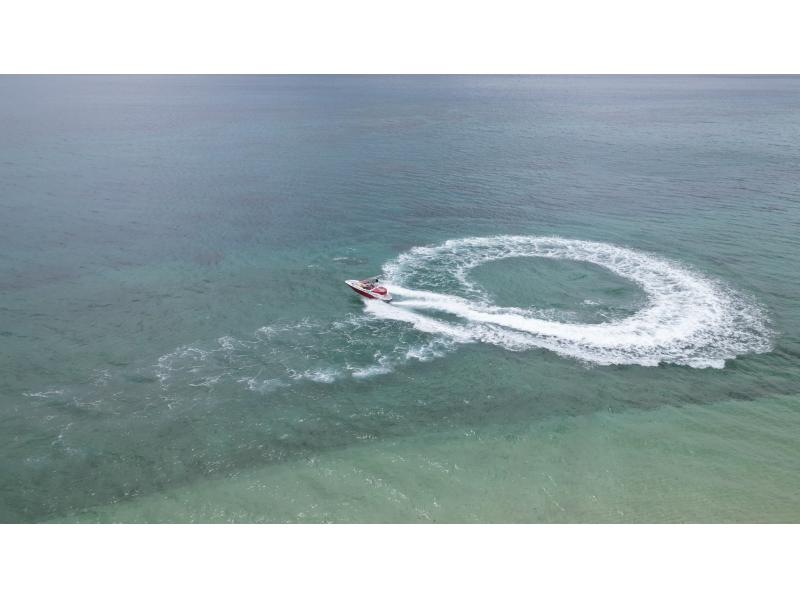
[360,277,379,288]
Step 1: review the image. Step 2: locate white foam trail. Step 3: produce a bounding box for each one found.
[146,236,771,398]
[237,376,287,394]
[370,236,771,368]
[22,389,65,398]
[363,299,473,342]
[351,361,394,379]
[293,369,341,383]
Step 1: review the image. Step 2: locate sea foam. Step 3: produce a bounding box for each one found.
[147,236,773,399]
[370,236,772,368]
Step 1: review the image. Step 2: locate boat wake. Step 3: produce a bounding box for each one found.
[367,236,772,369]
[148,236,773,397]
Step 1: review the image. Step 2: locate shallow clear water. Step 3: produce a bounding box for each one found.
[1,75,799,522]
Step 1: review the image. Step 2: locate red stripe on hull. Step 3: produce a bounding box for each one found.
[352,287,375,299]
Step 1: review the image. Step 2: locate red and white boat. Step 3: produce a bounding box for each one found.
[345,277,392,302]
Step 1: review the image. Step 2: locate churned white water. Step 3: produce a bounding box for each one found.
[148,236,772,400]
[368,236,772,368]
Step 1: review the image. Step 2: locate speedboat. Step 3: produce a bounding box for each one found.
[345,277,392,301]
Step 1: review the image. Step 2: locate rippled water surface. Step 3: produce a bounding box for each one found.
[1,76,799,522]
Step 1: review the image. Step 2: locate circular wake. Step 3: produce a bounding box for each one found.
[365,236,771,368]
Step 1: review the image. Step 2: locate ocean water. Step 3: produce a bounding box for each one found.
[1,75,799,523]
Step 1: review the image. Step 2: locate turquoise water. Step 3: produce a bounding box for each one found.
[1,75,799,522]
